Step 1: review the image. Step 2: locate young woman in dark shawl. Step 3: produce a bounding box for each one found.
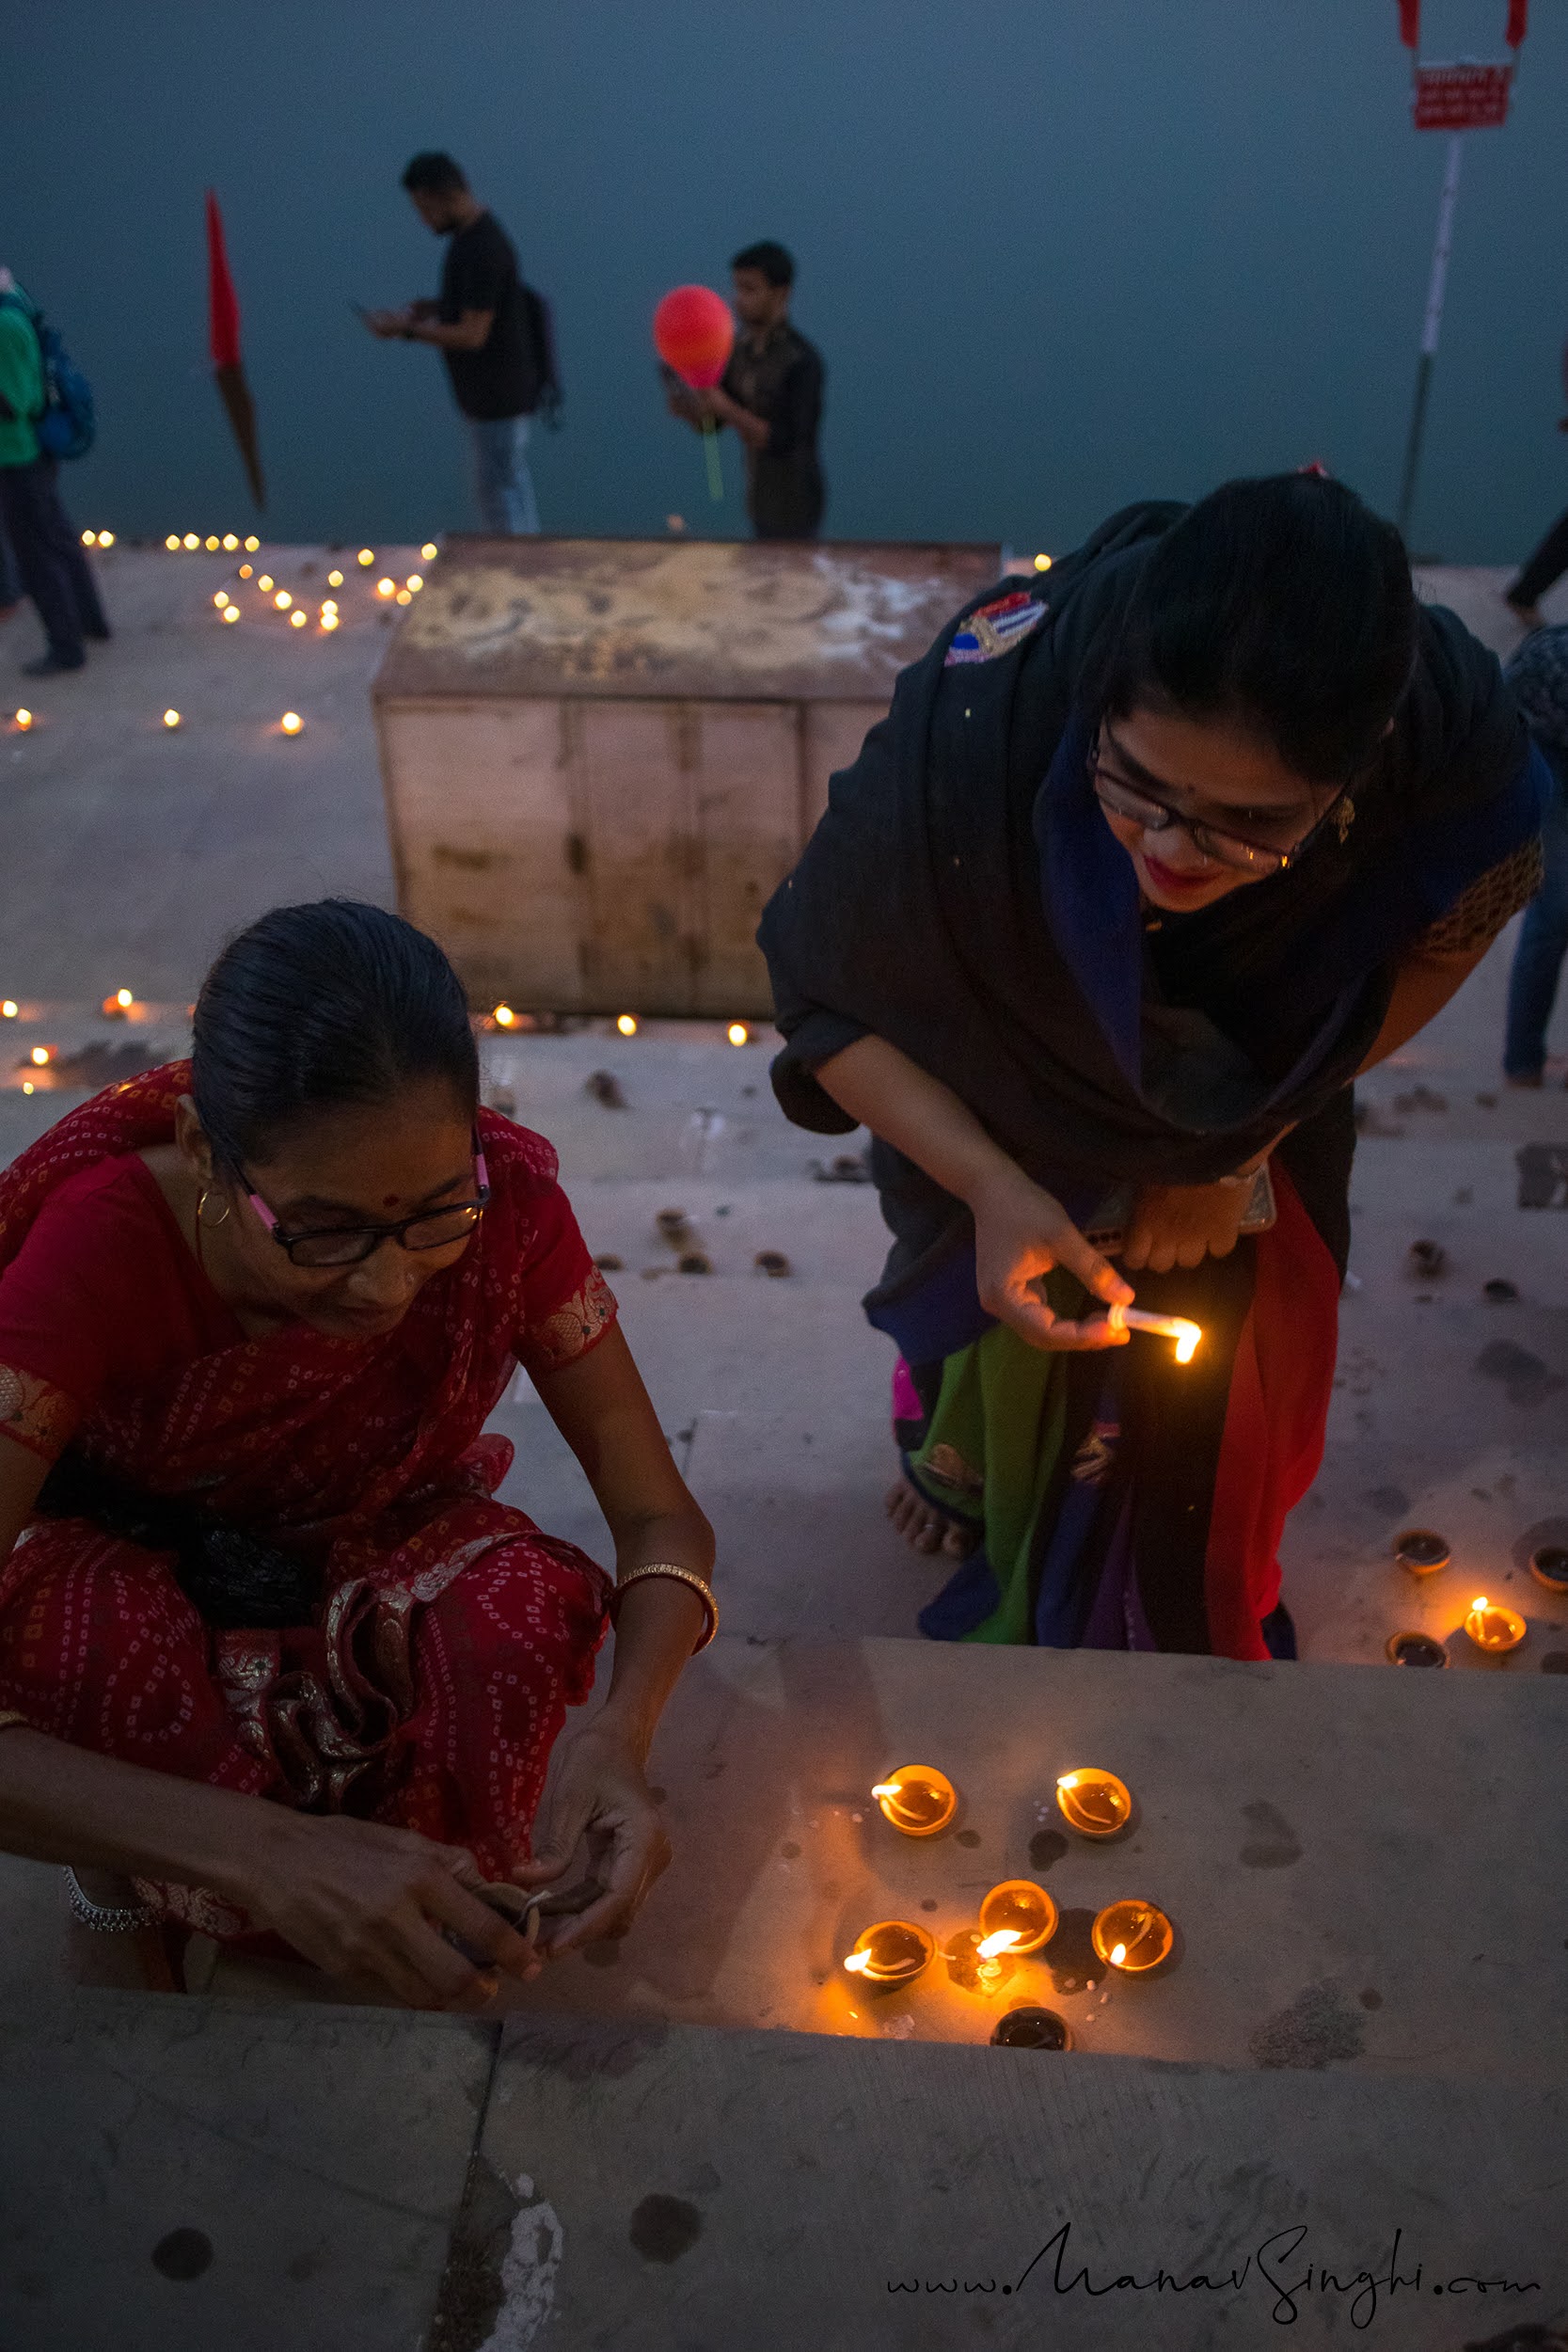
[759,474,1547,1660]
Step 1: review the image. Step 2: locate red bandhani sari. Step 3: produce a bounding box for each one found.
[0,1066,619,1937]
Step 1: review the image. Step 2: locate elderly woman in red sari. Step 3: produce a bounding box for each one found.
[0,901,716,2005]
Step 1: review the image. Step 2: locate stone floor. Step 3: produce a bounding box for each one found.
[1,545,1566,2346]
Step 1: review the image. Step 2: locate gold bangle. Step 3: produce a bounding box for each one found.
[609,1563,719,1653]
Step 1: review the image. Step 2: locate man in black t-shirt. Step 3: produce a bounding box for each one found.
[667,241,825,539]
[366,151,543,533]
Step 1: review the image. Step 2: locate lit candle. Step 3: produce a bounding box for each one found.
[420,542,438,561]
[376,577,396,598]
[258,574,275,592]
[182,533,198,550]
[977,1880,1058,1956]
[81,530,97,547]
[494,1003,516,1029]
[843,1919,933,1987]
[357,548,375,567]
[327,570,344,588]
[943,1926,1019,1994]
[163,709,182,730]
[238,564,253,580]
[1055,1769,1132,1838]
[405,574,423,592]
[204,535,219,551]
[291,611,308,628]
[320,612,340,631]
[1105,1304,1202,1362]
[222,533,239,551]
[102,989,134,1018]
[1464,1597,1526,1657]
[98,531,115,548]
[12,710,31,733]
[616,1014,639,1037]
[274,590,293,610]
[1092,1900,1174,1976]
[1,1002,17,1019]
[30,1046,51,1067]
[214,592,230,610]
[871,1767,957,1837]
[165,535,182,551]
[222,608,240,624]
[727,1023,749,1046]
[279,711,303,736]
[396,588,412,605]
[244,535,260,553]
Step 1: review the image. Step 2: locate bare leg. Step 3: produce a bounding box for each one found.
[884,1472,976,1559]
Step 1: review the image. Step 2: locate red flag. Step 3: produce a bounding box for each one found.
[205,189,264,507]
[1506,0,1528,46]
[1398,0,1419,48]
[206,190,242,371]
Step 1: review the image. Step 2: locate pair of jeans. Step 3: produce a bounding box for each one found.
[467,413,539,534]
[0,453,108,662]
[1510,509,1568,610]
[1503,751,1568,1076]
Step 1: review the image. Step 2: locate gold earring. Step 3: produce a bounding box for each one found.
[196,1186,231,1230]
[1335,797,1356,845]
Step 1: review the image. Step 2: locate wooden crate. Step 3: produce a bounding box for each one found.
[372,535,1000,1016]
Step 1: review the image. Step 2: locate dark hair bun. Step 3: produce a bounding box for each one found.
[192,899,479,1173]
[1100,473,1417,784]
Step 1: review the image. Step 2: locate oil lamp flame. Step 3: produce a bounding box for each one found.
[843,1950,872,1976]
[976,1928,1022,1961]
[1107,1304,1202,1362]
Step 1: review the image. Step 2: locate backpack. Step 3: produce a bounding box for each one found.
[519,280,562,427]
[0,291,95,460]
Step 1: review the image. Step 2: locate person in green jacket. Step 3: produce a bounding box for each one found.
[0,269,108,676]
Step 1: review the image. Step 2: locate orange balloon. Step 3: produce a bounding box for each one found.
[654,285,735,389]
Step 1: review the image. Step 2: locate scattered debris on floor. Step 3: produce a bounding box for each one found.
[810,1151,872,1184]
[1482,1277,1520,1302]
[1391,1084,1449,1115]
[656,1207,695,1248]
[677,1250,712,1275]
[593,1253,624,1272]
[754,1250,791,1278]
[584,1070,626,1107]
[1407,1239,1448,1280]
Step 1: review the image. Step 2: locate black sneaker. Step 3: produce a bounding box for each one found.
[22,650,86,675]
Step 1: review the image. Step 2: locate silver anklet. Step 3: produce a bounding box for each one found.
[63,1866,159,1933]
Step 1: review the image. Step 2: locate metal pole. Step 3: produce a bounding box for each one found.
[1396,132,1465,545]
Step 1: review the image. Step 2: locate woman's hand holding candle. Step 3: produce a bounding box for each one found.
[969,1165,1134,1352]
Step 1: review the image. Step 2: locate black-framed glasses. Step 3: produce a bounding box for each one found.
[241,1133,492,1268]
[1087,727,1354,876]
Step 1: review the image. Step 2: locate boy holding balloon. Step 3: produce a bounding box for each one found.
[661,242,825,540]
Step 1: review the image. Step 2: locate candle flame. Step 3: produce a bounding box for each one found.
[843,1950,872,1975]
[1174,1326,1200,1364]
[870,1782,903,1800]
[1056,1772,1079,1789]
[976,1929,1022,1960]
[115,989,133,1009]
[616,1013,638,1037]
[1110,1942,1128,1966]
[1470,1597,1488,1613]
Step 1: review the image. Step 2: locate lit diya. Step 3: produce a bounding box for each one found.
[842,1919,933,1987]
[1463,1597,1526,1657]
[1055,1769,1132,1838]
[1091,1900,1175,1976]
[870,1766,957,1836]
[977,1880,1058,1956]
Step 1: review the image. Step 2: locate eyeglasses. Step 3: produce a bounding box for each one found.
[241,1135,491,1268]
[1087,729,1354,876]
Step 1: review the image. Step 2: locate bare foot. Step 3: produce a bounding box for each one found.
[884,1472,975,1559]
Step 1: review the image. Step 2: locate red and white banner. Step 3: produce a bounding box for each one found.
[1399,0,1528,47]
[1413,60,1513,130]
